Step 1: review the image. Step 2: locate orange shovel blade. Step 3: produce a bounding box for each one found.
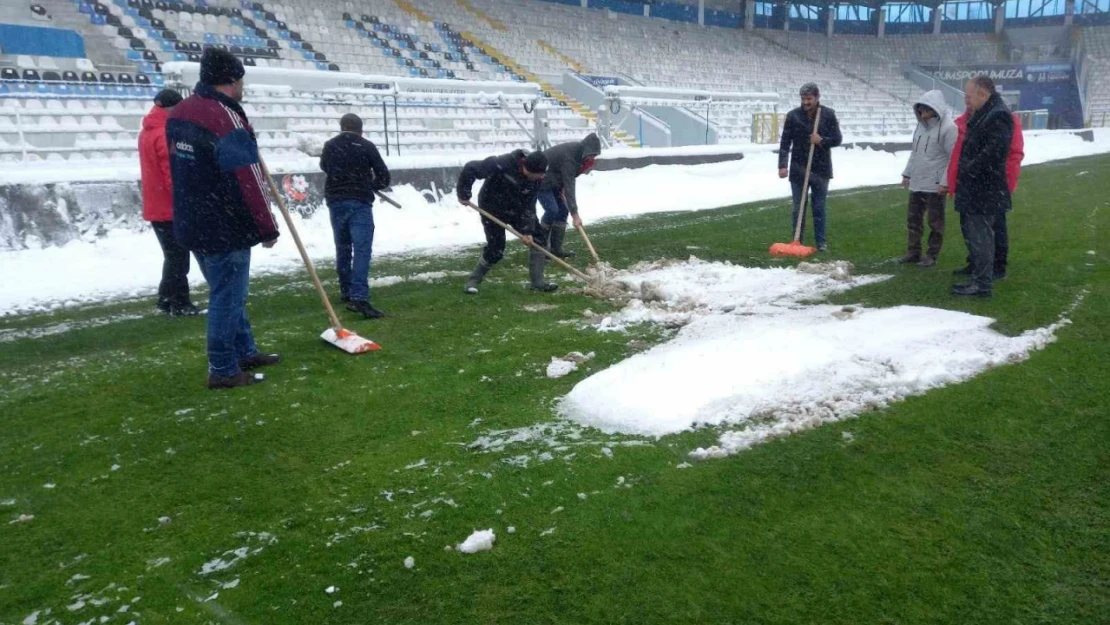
[769,240,818,258]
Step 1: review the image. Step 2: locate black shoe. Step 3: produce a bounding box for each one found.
[156,298,172,314]
[239,352,282,370]
[918,257,937,268]
[952,283,992,298]
[993,269,1007,280]
[529,283,559,293]
[895,255,921,264]
[554,249,577,259]
[340,294,351,304]
[346,300,385,319]
[207,371,262,390]
[169,302,201,316]
[952,265,973,276]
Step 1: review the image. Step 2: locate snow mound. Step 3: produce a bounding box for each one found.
[456,529,496,554]
[559,261,1077,446]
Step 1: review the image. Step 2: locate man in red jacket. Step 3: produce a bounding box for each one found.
[946,95,1025,280]
[139,88,199,316]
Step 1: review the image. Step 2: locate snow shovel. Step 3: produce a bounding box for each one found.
[770,106,821,259]
[259,158,381,354]
[574,222,601,266]
[375,190,402,209]
[462,200,591,282]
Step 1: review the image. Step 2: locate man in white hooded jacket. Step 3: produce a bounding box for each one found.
[899,90,957,267]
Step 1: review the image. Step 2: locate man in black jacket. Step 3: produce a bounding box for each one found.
[456,149,550,294]
[778,83,842,252]
[952,76,1013,298]
[320,113,391,318]
[539,132,602,258]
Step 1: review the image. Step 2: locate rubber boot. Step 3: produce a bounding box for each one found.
[528,247,558,292]
[550,221,576,259]
[464,259,492,295]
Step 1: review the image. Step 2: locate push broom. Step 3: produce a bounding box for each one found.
[770,106,821,259]
[259,158,381,354]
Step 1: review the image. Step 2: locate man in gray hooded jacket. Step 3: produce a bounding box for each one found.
[899,90,957,267]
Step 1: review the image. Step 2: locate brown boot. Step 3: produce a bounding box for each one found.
[207,371,262,390]
[239,352,282,370]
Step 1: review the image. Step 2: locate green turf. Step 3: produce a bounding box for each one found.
[1,154,1107,625]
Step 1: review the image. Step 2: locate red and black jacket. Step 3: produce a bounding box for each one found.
[166,83,278,254]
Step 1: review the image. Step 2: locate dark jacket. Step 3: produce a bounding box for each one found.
[457,149,542,235]
[320,132,391,205]
[542,132,602,216]
[778,105,842,181]
[166,83,278,254]
[955,92,1014,216]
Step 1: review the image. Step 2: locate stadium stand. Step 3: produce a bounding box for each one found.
[1080,25,1110,126]
[1,0,1109,163]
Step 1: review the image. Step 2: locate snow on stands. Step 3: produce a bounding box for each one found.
[0,130,1107,315]
[557,258,1081,457]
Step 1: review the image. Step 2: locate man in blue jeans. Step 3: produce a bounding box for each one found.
[320,113,391,318]
[538,133,602,258]
[167,49,282,390]
[778,83,842,252]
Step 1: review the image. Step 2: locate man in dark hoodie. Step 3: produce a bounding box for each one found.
[320,113,391,319]
[456,149,550,295]
[167,49,282,389]
[778,83,842,252]
[952,76,1014,298]
[539,133,602,258]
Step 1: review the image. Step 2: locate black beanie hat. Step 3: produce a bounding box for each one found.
[200,48,245,86]
[153,88,183,108]
[523,151,548,174]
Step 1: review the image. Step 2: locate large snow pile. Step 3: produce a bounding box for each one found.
[557,260,1077,453]
[0,129,1106,315]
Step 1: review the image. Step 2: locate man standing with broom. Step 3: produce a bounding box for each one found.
[778,83,842,252]
[457,149,551,295]
[167,49,282,389]
[320,113,391,319]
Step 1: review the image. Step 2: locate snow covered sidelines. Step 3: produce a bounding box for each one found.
[0,130,1106,315]
[557,259,1080,456]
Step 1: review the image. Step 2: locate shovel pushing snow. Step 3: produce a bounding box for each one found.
[260,158,381,354]
[462,200,591,282]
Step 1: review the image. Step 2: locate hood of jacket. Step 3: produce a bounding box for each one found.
[578,132,602,159]
[902,91,958,194]
[142,104,170,132]
[913,90,949,126]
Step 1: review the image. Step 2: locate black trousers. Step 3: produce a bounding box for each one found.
[151,221,192,306]
[964,212,1008,273]
[960,212,995,289]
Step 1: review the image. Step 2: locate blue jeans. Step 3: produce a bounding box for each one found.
[537,190,568,226]
[196,249,258,378]
[327,199,375,302]
[790,175,829,246]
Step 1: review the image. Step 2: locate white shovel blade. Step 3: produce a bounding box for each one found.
[321,327,381,354]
